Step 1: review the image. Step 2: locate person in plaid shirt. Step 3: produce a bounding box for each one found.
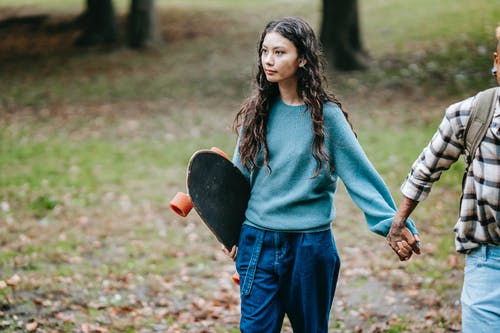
[387,26,500,332]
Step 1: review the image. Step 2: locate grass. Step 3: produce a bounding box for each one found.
[1,114,234,220]
[362,0,499,54]
[1,0,498,331]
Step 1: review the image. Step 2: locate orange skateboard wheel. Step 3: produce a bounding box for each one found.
[232,272,240,286]
[169,192,193,217]
[210,147,230,160]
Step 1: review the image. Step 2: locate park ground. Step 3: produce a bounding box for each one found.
[1,0,500,332]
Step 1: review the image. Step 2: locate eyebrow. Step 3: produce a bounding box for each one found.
[261,44,287,50]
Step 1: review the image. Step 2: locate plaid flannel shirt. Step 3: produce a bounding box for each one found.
[401,88,500,252]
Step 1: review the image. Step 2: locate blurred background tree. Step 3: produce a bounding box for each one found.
[75,0,118,46]
[320,0,369,71]
[127,0,161,48]
[75,0,159,49]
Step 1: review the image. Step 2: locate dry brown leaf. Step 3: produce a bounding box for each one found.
[447,254,461,268]
[81,323,91,333]
[6,274,20,287]
[26,321,38,332]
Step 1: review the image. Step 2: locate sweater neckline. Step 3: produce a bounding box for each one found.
[277,97,306,109]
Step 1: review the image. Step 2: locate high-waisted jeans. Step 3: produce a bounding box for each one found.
[236,224,341,333]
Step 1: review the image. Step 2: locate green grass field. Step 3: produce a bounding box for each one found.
[1,0,499,332]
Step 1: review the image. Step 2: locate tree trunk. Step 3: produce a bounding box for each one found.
[127,0,161,49]
[320,0,368,71]
[75,0,118,47]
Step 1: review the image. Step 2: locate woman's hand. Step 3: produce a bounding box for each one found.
[222,245,238,261]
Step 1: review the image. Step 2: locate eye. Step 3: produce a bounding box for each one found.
[261,48,268,55]
[275,50,284,55]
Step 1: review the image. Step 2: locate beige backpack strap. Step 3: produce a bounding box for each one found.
[464,87,498,166]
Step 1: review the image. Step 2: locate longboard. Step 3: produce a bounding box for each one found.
[169,147,250,284]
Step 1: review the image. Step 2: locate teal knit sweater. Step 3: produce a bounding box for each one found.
[232,98,416,236]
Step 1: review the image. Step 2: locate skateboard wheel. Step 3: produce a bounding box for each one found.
[169,192,193,217]
[210,147,230,160]
[232,272,240,286]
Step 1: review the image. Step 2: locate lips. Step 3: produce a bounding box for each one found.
[265,69,277,75]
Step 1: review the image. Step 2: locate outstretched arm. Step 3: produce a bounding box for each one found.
[387,196,421,261]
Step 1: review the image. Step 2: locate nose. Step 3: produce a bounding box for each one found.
[263,53,273,66]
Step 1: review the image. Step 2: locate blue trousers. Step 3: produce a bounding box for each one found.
[236,225,341,333]
[461,245,500,333]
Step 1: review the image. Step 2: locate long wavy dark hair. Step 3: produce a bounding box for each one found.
[233,17,354,176]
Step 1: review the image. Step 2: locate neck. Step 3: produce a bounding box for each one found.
[278,80,303,106]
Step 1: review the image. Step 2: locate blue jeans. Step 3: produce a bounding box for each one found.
[461,245,500,333]
[236,225,341,333]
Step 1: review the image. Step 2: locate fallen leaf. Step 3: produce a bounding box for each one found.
[81,323,91,333]
[7,274,20,287]
[26,321,38,332]
[447,254,461,268]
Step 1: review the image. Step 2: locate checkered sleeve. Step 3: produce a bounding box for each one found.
[401,99,472,201]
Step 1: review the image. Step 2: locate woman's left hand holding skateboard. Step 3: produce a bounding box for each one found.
[221,245,240,285]
[222,245,238,261]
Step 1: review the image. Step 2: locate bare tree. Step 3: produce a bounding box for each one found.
[75,0,118,47]
[127,0,161,49]
[320,0,369,71]
[76,0,160,49]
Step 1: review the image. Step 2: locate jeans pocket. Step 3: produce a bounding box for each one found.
[236,226,264,296]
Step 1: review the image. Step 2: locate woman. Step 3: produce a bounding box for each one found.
[224,17,418,332]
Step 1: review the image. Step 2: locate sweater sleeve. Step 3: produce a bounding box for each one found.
[325,104,418,236]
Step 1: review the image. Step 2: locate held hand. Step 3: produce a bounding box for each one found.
[387,224,421,261]
[221,245,238,261]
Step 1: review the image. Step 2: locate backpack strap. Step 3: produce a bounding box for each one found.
[459,87,497,214]
[463,87,498,166]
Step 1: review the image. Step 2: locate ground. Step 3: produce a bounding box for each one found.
[2,0,495,332]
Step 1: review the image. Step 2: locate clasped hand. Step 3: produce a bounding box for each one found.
[387,223,421,261]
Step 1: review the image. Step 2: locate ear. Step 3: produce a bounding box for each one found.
[298,58,307,67]
[494,52,499,81]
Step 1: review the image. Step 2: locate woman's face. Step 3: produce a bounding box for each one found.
[261,32,303,85]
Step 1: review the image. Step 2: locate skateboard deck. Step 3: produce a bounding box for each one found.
[169,147,251,252]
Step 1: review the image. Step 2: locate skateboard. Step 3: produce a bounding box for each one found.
[169,147,251,284]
